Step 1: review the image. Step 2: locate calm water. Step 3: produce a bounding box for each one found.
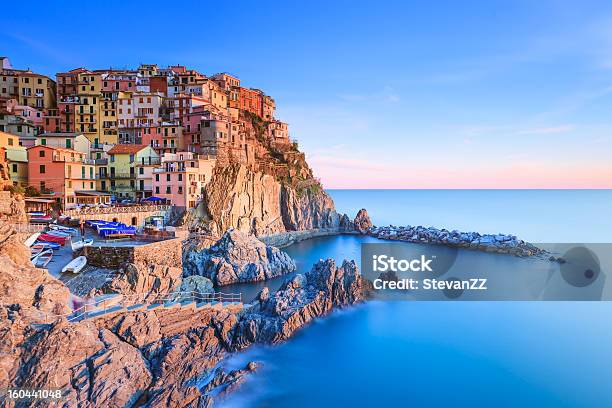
[328,189,612,243]
[219,190,612,407]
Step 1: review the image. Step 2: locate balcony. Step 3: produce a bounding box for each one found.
[109,173,136,179]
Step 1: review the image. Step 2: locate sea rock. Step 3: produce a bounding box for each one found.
[233,258,366,346]
[339,213,355,231]
[354,208,373,234]
[183,229,296,286]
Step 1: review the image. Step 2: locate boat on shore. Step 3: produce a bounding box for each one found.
[32,241,61,251]
[24,232,41,247]
[49,224,78,235]
[46,230,72,239]
[62,256,87,274]
[38,233,68,245]
[32,249,53,268]
[71,238,94,251]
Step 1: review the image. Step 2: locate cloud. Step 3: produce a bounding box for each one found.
[516,124,575,135]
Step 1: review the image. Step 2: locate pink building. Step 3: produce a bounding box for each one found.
[101,72,137,92]
[151,152,215,208]
[141,122,183,154]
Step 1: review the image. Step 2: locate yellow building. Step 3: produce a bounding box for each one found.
[0,131,28,186]
[100,98,118,146]
[17,72,56,110]
[75,72,102,146]
[105,144,159,199]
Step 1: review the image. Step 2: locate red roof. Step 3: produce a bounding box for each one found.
[107,144,147,154]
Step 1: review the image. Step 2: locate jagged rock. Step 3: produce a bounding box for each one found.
[184,229,296,286]
[200,362,260,405]
[339,213,355,231]
[177,275,214,297]
[105,262,183,300]
[354,208,373,234]
[233,258,366,346]
[82,329,153,407]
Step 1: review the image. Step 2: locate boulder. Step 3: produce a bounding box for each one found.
[184,229,296,286]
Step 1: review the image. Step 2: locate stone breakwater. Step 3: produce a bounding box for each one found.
[369,225,543,257]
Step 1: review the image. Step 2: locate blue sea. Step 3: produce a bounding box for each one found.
[219,190,612,407]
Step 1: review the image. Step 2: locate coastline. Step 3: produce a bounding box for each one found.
[259,228,358,248]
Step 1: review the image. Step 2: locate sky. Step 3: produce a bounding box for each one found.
[2,0,612,188]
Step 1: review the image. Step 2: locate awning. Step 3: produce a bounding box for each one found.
[143,196,163,201]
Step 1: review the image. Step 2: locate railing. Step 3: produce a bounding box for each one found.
[30,291,243,324]
[10,223,47,233]
[109,173,135,179]
[63,204,170,216]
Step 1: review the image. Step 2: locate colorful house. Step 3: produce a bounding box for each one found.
[105,144,159,199]
[151,152,215,208]
[26,145,98,208]
[0,131,28,187]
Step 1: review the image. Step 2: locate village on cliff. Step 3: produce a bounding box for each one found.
[0,56,296,211]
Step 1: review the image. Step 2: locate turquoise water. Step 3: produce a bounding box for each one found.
[219,190,612,407]
[328,189,612,243]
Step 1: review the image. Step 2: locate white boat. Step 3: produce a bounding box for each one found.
[71,238,94,251]
[49,224,78,235]
[32,249,53,268]
[62,256,87,274]
[24,232,41,247]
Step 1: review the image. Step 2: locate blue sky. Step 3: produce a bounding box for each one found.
[3,0,612,188]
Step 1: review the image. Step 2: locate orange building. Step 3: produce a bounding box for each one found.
[26,145,102,208]
[239,87,263,117]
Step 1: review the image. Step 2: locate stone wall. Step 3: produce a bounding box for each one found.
[78,238,183,269]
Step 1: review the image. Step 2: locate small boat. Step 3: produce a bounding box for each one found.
[100,227,136,239]
[71,238,94,251]
[32,241,61,251]
[38,233,68,245]
[24,232,41,247]
[46,229,72,238]
[30,245,44,259]
[49,224,78,235]
[29,215,53,223]
[62,256,87,274]
[32,249,53,268]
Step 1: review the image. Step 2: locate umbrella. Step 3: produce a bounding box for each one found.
[143,196,163,202]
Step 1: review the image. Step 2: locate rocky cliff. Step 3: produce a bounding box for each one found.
[198,163,345,237]
[2,257,368,407]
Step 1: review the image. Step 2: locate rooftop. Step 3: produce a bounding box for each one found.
[107,144,147,154]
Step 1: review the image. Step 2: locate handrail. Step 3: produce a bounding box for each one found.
[32,290,242,324]
[63,205,170,216]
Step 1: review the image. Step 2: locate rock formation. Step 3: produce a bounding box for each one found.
[199,164,345,237]
[104,263,183,300]
[233,259,366,345]
[2,254,368,407]
[183,228,296,286]
[354,208,373,234]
